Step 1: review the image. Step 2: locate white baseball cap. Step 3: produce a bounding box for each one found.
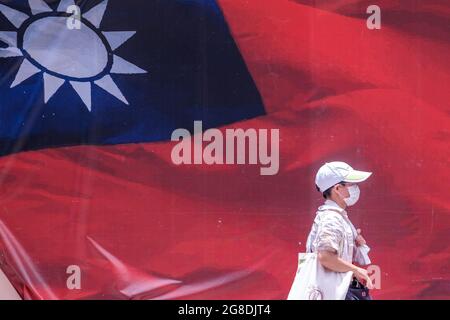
[315,161,372,193]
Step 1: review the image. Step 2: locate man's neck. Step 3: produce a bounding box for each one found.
[328,197,347,210]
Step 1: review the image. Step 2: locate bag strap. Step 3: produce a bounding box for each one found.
[318,207,358,236]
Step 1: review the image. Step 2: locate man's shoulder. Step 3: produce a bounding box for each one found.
[315,207,346,224]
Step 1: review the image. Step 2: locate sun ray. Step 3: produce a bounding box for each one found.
[28,0,53,15]
[0,4,29,28]
[0,31,17,47]
[111,55,147,75]
[1,1,147,109]
[84,0,108,29]
[103,31,136,51]
[0,47,23,58]
[94,75,129,105]
[57,0,75,12]
[11,59,41,88]
[43,73,65,103]
[70,81,92,111]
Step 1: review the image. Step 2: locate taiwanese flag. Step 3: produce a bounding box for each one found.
[0,0,448,300]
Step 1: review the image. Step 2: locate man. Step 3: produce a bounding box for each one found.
[306,161,374,299]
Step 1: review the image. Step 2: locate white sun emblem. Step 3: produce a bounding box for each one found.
[0,0,147,111]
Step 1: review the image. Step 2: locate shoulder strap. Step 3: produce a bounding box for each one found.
[317,207,357,237]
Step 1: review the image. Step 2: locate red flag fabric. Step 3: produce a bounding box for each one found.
[0,0,449,299]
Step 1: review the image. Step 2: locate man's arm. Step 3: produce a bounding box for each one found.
[318,250,374,289]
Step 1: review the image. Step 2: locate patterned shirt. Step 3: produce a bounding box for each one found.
[306,200,358,263]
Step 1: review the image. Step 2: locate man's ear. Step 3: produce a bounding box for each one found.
[332,184,342,197]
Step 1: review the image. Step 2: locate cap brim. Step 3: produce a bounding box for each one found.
[343,170,372,183]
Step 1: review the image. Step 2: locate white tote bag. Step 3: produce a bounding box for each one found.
[0,268,21,300]
[287,252,353,300]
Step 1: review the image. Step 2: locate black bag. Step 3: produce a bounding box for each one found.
[345,278,372,300]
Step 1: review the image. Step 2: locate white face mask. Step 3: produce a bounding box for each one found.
[341,185,360,206]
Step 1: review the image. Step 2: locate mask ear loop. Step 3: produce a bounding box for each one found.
[334,183,347,202]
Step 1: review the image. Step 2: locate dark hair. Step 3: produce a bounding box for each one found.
[316,182,346,199]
